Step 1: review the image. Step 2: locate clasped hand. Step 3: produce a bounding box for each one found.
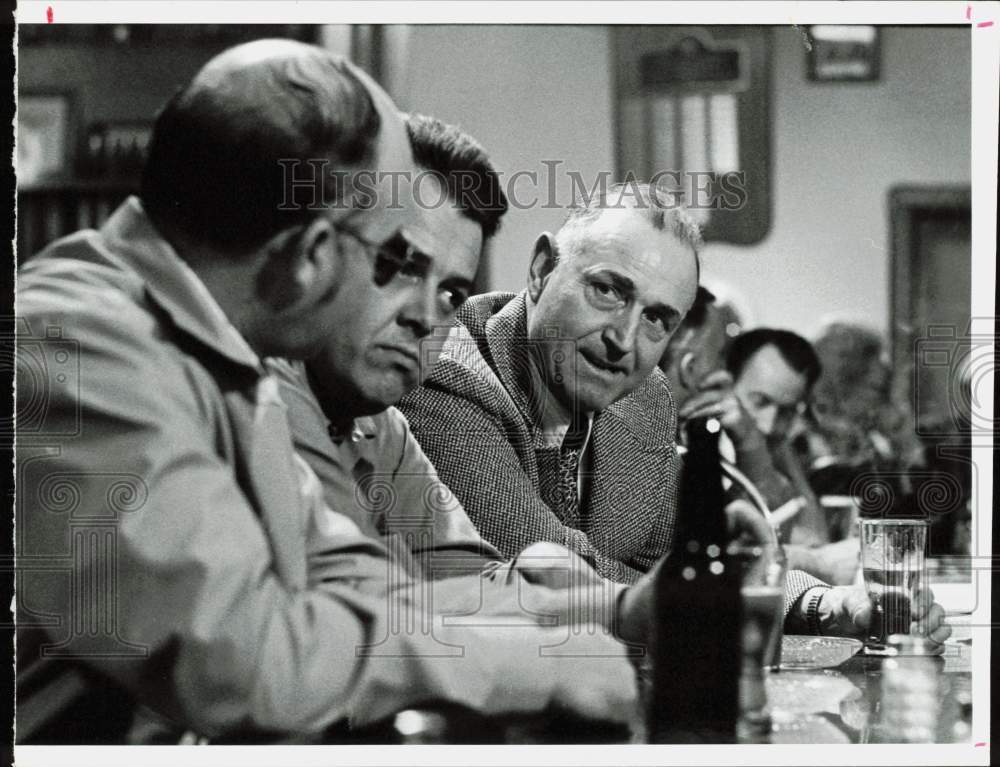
[805,585,952,651]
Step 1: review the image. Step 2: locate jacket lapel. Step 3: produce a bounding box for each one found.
[588,370,680,554]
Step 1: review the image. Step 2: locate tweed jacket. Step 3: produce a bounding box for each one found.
[15,200,611,743]
[400,292,827,612]
[399,291,682,584]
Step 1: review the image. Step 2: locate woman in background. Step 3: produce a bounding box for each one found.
[796,322,969,555]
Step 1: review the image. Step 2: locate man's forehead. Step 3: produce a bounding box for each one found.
[401,185,483,278]
[571,209,696,306]
[574,209,680,262]
[742,345,808,400]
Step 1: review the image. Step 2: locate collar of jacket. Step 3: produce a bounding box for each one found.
[457,290,677,452]
[100,197,263,375]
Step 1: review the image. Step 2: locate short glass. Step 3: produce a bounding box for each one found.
[859,519,928,648]
[736,543,786,739]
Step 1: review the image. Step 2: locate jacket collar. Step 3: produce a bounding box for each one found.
[477,290,675,452]
[482,291,536,425]
[100,198,262,374]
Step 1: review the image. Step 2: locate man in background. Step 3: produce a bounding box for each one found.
[660,293,861,585]
[397,183,942,633]
[720,329,830,544]
[15,41,636,744]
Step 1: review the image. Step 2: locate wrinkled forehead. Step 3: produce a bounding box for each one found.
[567,207,698,305]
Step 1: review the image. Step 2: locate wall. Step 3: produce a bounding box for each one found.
[396,25,971,339]
[701,26,971,337]
[19,25,970,339]
[393,25,616,295]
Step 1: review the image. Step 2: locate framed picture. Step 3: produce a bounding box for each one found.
[807,25,881,82]
[18,93,74,184]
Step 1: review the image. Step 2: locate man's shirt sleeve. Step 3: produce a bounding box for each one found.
[14,301,609,738]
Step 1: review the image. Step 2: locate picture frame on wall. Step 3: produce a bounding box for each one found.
[807,25,881,82]
[17,92,74,185]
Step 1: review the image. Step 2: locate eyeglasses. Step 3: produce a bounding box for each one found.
[333,225,421,284]
[334,224,471,314]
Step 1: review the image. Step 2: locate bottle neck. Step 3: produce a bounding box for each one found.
[678,417,728,547]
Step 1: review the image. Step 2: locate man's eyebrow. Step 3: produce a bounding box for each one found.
[583,267,636,296]
[441,274,476,291]
[583,266,685,323]
[656,304,683,325]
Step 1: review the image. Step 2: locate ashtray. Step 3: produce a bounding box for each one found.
[780,635,864,669]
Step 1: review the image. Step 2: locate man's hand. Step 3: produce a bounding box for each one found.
[620,503,774,643]
[725,499,774,546]
[804,585,952,651]
[677,370,759,446]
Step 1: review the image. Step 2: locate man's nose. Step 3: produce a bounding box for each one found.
[754,404,779,437]
[602,308,641,357]
[397,285,438,338]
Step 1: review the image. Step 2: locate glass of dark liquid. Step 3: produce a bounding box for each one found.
[859,519,928,649]
[735,542,786,740]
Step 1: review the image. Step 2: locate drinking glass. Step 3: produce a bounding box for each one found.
[859,519,928,648]
[736,542,786,739]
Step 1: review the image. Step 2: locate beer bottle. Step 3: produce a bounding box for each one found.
[648,417,742,743]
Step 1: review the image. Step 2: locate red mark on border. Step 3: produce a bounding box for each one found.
[968,4,995,27]
[975,742,987,747]
[46,6,53,23]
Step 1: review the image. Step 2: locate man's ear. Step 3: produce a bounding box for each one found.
[527,232,557,303]
[258,217,339,313]
[678,351,698,392]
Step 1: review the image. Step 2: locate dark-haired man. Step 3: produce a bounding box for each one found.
[661,303,862,584]
[721,329,864,580]
[15,43,636,744]
[675,327,820,522]
[271,113,511,575]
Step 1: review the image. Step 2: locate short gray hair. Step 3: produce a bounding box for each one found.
[559,181,704,255]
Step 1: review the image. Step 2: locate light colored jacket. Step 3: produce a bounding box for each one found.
[14,199,613,743]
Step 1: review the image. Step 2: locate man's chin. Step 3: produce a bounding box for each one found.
[359,372,415,412]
